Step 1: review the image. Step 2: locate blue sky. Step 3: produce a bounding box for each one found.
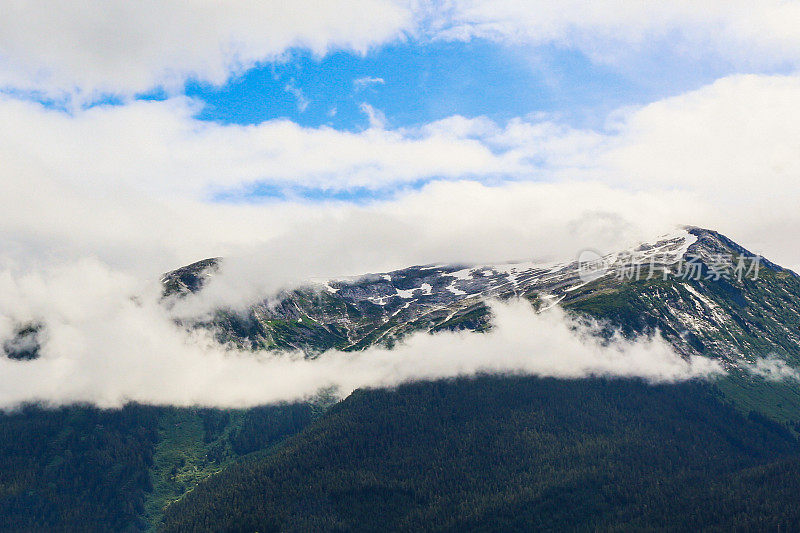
[195,39,799,205]
[127,34,793,202]
[167,39,771,132]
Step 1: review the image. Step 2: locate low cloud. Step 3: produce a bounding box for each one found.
[747,355,800,382]
[0,263,722,409]
[1,3,797,414]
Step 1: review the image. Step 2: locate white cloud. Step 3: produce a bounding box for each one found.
[359,102,388,129]
[3,2,800,410]
[0,96,525,198]
[429,1,800,69]
[1,69,799,407]
[747,356,800,382]
[3,72,800,277]
[0,288,722,409]
[604,75,800,197]
[354,76,386,89]
[285,80,310,112]
[5,2,800,99]
[598,74,800,270]
[161,180,695,314]
[0,0,412,98]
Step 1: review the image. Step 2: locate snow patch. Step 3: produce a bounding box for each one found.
[447,268,475,280]
[683,283,717,310]
[446,282,467,295]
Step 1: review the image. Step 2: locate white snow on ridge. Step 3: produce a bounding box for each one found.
[306,228,697,303]
[673,229,698,258]
[396,283,433,298]
[546,262,567,274]
[312,282,339,293]
[447,268,475,280]
[419,264,447,271]
[538,294,565,311]
[644,229,697,262]
[565,281,590,292]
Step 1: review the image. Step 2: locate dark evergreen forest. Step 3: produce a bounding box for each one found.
[161,377,800,532]
[5,377,800,531]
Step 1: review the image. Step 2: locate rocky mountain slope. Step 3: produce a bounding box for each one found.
[165,227,800,370]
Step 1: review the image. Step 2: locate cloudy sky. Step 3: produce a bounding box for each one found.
[1,2,800,406]
[3,0,800,280]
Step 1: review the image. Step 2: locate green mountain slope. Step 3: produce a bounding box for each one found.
[0,404,159,531]
[160,377,800,532]
[0,402,321,532]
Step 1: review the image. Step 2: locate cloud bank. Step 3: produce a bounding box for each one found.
[431,1,800,70]
[3,2,800,97]
[2,5,800,410]
[3,73,800,279]
[0,269,722,409]
[0,0,412,98]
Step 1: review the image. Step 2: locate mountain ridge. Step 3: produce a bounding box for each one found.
[164,227,800,372]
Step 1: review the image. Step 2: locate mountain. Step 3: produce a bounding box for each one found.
[4,226,800,531]
[169,227,800,369]
[153,226,800,531]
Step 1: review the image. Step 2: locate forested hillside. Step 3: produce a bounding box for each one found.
[0,402,320,531]
[0,405,159,531]
[161,377,800,532]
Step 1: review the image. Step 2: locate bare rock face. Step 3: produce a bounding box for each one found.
[161,257,221,297]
